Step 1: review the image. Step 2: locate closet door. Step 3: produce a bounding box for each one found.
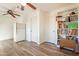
[31,15,39,44]
[26,15,39,44]
[26,18,32,41]
[16,23,26,42]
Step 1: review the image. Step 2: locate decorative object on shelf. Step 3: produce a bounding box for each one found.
[67,22,78,29]
[68,29,78,36]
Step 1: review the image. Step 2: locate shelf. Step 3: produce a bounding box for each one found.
[65,21,78,24]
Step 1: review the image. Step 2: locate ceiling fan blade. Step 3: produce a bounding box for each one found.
[14,14,20,16]
[0,10,7,15]
[27,3,36,10]
[9,13,16,18]
[7,10,16,18]
[2,13,8,15]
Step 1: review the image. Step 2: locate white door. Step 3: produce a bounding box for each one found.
[31,16,39,43]
[16,23,26,42]
[26,18,32,41]
[48,15,58,45]
[26,15,39,44]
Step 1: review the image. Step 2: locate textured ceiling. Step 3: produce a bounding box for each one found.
[32,3,79,12]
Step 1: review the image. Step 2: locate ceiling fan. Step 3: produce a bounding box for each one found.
[2,9,20,18]
[0,4,21,18]
[0,3,36,18]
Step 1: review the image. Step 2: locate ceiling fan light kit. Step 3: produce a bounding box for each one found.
[21,5,24,11]
[21,3,26,6]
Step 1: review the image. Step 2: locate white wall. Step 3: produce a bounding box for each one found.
[39,10,49,44]
[13,22,16,42]
[0,16,13,40]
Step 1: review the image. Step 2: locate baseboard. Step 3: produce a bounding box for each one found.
[15,40,26,43]
[0,38,13,41]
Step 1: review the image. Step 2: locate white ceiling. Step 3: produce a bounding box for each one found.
[32,3,79,12]
[0,3,79,13]
[0,3,17,11]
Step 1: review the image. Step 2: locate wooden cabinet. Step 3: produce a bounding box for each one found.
[58,39,79,53]
[59,39,76,49]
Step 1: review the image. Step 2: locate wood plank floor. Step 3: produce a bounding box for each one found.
[0,39,79,56]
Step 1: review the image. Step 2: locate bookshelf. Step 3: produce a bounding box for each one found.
[56,8,79,53]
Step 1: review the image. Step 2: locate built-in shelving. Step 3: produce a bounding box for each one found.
[56,8,79,53]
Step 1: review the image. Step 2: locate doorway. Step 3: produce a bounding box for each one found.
[14,23,26,42]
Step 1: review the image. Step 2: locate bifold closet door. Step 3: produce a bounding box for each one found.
[26,15,39,43]
[16,23,26,42]
[26,18,32,41]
